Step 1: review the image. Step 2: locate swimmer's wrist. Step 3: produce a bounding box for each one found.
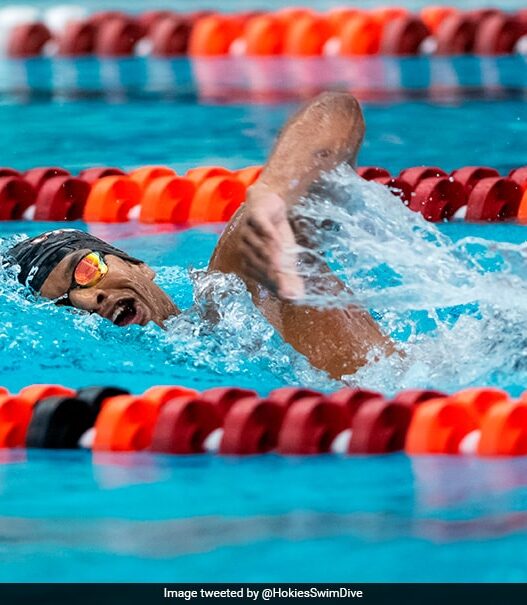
[246,181,287,209]
[246,181,270,203]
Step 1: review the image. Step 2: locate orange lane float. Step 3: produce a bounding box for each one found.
[19,384,76,404]
[405,387,510,454]
[129,166,197,224]
[139,176,196,224]
[185,166,233,185]
[478,399,527,456]
[242,14,285,56]
[93,395,160,452]
[143,385,199,405]
[0,395,34,448]
[283,13,332,56]
[405,396,478,454]
[83,176,142,222]
[0,384,75,448]
[514,188,527,223]
[188,175,246,223]
[129,166,176,191]
[326,8,363,37]
[188,14,242,56]
[235,166,263,188]
[339,14,383,55]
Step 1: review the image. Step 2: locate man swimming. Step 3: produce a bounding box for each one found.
[4,92,394,380]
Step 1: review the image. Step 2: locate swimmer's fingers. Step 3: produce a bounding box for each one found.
[246,240,304,302]
[245,215,280,251]
[239,234,287,296]
[240,252,279,295]
[240,236,278,283]
[240,231,274,264]
[272,220,305,301]
[241,197,304,300]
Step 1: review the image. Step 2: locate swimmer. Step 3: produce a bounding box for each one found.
[4,92,394,379]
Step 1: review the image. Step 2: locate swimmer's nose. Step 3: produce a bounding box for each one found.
[94,290,106,307]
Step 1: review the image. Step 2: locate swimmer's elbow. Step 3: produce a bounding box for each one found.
[307,93,364,167]
[308,92,363,127]
[312,91,361,114]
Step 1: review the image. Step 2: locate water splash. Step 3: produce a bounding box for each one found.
[2,168,527,395]
[292,166,527,395]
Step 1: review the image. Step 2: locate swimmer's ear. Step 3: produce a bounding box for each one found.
[136,262,156,281]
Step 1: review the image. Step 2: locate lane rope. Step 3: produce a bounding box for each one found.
[1,6,527,59]
[2,163,527,223]
[1,384,524,456]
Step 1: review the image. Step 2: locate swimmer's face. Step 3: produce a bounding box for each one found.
[39,250,178,327]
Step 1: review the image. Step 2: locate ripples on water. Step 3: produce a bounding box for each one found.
[2,168,527,394]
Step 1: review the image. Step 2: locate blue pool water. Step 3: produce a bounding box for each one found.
[1,57,527,173]
[3,451,527,582]
[2,12,527,580]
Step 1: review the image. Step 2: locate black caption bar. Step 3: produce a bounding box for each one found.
[1,583,526,605]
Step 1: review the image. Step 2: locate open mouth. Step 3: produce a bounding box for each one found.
[110,298,140,327]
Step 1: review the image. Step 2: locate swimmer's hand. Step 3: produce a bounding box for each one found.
[239,185,305,301]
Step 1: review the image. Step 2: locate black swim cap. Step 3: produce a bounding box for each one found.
[4,229,142,292]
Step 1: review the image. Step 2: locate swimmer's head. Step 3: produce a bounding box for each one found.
[4,229,178,327]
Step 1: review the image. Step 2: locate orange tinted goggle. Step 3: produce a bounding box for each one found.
[73,251,108,288]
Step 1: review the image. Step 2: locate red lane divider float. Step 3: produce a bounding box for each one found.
[2,163,527,224]
[359,164,525,222]
[3,6,527,59]
[1,383,527,458]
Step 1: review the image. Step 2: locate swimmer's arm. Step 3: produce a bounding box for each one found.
[230,91,364,299]
[208,92,396,378]
[249,91,364,208]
